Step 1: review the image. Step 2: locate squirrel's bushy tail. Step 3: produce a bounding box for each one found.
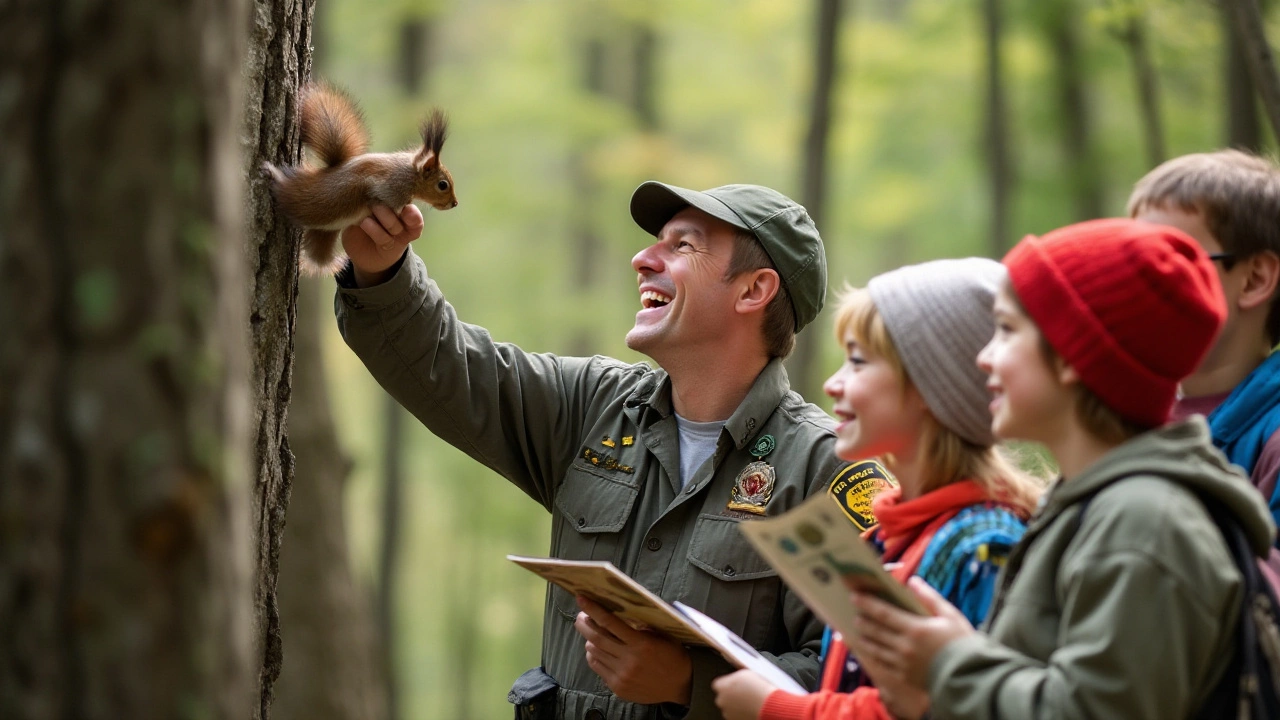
[301,83,369,168]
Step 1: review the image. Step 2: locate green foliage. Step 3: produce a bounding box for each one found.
[306,0,1269,717]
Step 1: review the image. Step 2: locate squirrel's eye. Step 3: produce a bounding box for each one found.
[437,180,450,192]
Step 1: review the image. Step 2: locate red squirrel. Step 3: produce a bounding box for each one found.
[263,83,458,275]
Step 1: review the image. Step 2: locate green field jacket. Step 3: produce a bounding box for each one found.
[927,419,1276,720]
[335,249,862,720]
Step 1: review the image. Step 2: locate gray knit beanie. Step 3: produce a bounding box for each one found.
[866,257,1006,447]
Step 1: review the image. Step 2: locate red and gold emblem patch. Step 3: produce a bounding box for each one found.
[728,461,776,515]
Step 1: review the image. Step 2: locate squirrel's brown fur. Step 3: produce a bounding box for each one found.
[263,83,458,275]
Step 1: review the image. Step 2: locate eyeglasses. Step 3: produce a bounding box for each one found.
[1208,252,1238,270]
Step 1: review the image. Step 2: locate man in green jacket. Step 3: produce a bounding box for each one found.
[333,183,878,719]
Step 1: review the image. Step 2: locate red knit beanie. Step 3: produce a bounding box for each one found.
[1002,218,1227,428]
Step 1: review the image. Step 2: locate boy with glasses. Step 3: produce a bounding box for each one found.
[1127,150,1280,543]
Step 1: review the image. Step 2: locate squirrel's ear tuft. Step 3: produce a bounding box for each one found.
[420,108,449,156]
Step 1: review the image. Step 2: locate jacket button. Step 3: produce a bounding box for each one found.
[577,517,586,528]
[646,537,662,551]
[724,565,735,577]
[585,710,605,720]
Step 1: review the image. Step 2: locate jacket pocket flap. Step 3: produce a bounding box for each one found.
[555,464,639,534]
[688,514,777,581]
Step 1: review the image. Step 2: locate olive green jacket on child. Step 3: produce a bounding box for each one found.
[928,418,1275,720]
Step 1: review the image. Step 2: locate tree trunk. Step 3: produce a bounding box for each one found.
[632,20,660,132]
[1119,14,1165,169]
[1226,0,1280,143]
[241,0,314,717]
[1225,1,1265,149]
[274,279,386,720]
[788,0,844,398]
[398,19,433,97]
[0,0,252,718]
[1045,0,1105,221]
[982,0,1013,257]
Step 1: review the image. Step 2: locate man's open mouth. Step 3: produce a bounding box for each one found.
[641,290,672,309]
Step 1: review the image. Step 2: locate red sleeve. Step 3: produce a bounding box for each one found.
[758,687,897,720]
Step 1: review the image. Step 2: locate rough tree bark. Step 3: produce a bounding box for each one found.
[273,279,387,720]
[0,0,252,718]
[983,0,1013,256]
[788,0,843,398]
[1226,0,1280,142]
[241,0,314,717]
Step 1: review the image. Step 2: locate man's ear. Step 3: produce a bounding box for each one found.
[735,268,781,315]
[1239,250,1280,312]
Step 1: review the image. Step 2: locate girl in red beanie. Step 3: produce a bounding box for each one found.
[710,258,1043,720]
[844,218,1277,720]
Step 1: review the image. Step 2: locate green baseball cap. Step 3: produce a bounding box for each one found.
[629,181,828,332]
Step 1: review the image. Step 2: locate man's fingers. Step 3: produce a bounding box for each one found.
[371,204,404,236]
[360,216,393,248]
[399,204,425,234]
[574,611,623,652]
[576,596,636,641]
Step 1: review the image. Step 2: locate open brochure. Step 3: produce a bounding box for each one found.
[507,555,806,695]
[736,479,926,645]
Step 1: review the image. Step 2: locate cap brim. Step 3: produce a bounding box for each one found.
[629,181,750,238]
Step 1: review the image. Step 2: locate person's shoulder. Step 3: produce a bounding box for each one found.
[774,390,838,436]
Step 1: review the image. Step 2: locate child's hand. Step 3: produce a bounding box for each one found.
[711,669,778,720]
[848,576,974,690]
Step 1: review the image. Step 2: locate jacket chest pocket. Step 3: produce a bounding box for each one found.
[550,464,640,619]
[681,514,780,648]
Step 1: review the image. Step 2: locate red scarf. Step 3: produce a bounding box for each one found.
[870,480,993,564]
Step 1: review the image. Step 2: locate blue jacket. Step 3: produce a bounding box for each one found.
[1207,350,1280,533]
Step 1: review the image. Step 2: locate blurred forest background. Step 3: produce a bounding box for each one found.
[304,1,1277,719]
[6,0,1280,718]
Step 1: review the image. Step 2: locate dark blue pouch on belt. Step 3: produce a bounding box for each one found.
[508,667,559,720]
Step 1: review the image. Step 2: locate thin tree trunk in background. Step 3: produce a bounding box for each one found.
[1046,0,1105,220]
[1225,1,1265,149]
[1226,0,1280,144]
[983,0,1013,257]
[377,398,404,720]
[241,0,314,717]
[1119,14,1165,169]
[0,0,252,717]
[568,36,608,357]
[274,280,386,720]
[789,0,843,399]
[399,19,433,97]
[632,20,660,132]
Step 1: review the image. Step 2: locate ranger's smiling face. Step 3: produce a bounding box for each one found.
[625,207,741,364]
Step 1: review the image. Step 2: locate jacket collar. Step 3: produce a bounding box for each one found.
[1209,350,1280,444]
[623,357,790,450]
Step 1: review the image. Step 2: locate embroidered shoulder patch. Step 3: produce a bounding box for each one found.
[826,460,893,531]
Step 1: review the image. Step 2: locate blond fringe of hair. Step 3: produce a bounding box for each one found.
[833,287,1046,517]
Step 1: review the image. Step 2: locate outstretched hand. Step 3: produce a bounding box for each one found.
[574,596,693,706]
[342,204,425,287]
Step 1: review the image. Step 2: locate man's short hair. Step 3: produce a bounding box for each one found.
[1127,150,1280,344]
[725,229,795,359]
